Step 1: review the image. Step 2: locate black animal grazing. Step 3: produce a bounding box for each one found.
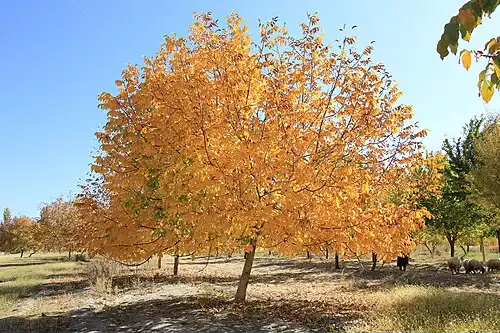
[397,255,409,271]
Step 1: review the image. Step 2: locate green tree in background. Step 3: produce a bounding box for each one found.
[469,115,500,252]
[425,118,487,257]
[3,208,11,224]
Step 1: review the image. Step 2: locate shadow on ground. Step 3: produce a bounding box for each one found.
[0,296,365,333]
[251,257,499,290]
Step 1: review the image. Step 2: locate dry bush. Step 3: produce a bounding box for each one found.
[86,257,120,294]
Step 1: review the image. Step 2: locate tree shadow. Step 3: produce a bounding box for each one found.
[0,279,90,299]
[0,295,365,333]
[111,273,238,290]
[342,264,498,291]
[252,258,499,290]
[0,262,55,268]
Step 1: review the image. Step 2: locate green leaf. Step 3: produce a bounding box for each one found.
[493,57,500,78]
[437,38,450,59]
[478,68,488,89]
[444,22,460,45]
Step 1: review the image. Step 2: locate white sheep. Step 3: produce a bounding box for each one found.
[486,258,500,272]
[447,257,462,274]
[463,259,485,274]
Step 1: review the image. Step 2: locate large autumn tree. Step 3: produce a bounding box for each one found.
[80,12,441,301]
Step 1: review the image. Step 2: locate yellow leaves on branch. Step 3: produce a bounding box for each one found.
[80,12,443,262]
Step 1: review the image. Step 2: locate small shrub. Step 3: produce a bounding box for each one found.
[74,253,88,262]
[86,257,119,294]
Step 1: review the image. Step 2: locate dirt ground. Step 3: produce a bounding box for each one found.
[1,253,500,333]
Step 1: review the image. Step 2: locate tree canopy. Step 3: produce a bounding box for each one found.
[77,12,442,301]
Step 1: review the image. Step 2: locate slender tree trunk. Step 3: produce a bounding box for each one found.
[28,251,36,257]
[446,234,455,257]
[335,252,340,269]
[235,238,257,302]
[173,255,179,276]
[423,243,433,256]
[306,250,311,259]
[371,252,377,271]
[20,250,24,258]
[466,245,470,253]
[157,253,162,269]
[480,237,486,264]
[497,229,500,253]
[68,249,72,259]
[325,244,329,259]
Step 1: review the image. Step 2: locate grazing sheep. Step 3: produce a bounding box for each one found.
[486,258,500,272]
[397,255,409,271]
[463,259,485,274]
[447,257,462,274]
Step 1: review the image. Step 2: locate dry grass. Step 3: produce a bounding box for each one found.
[0,253,86,317]
[356,285,500,332]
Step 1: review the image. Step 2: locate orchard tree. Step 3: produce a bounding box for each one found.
[3,208,11,224]
[469,115,500,252]
[437,0,499,102]
[425,118,486,257]
[0,208,14,252]
[38,197,82,258]
[82,12,442,301]
[10,216,38,257]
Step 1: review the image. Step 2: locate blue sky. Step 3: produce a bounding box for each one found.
[1,1,498,218]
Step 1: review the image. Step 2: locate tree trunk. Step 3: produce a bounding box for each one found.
[28,251,36,257]
[446,234,455,257]
[306,250,311,259]
[466,245,470,253]
[157,253,162,269]
[325,244,329,259]
[497,229,500,253]
[371,252,377,271]
[235,238,257,302]
[480,237,486,264]
[68,249,72,259]
[244,252,248,260]
[334,252,340,269]
[173,255,179,276]
[20,250,24,258]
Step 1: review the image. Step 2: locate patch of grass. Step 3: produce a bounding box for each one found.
[354,285,500,332]
[0,254,84,316]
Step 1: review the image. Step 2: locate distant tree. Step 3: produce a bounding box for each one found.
[38,197,81,257]
[425,118,486,257]
[3,208,11,224]
[437,1,499,102]
[414,226,445,256]
[10,216,38,257]
[0,208,14,252]
[469,116,500,252]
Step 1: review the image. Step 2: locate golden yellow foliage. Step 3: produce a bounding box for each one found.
[79,13,443,296]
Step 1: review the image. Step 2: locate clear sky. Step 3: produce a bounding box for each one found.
[1,1,498,218]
